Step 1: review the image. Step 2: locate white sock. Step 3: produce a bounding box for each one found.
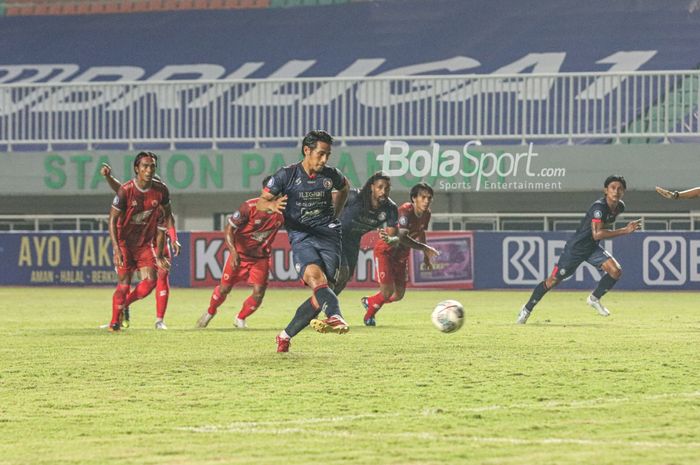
[279,330,290,340]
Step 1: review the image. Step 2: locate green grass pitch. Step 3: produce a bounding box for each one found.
[0,287,698,465]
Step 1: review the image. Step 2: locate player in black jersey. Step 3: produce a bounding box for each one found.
[517,175,641,324]
[256,130,350,352]
[334,172,399,295]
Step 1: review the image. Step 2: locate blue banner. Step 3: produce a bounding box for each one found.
[474,232,700,290]
[0,232,190,287]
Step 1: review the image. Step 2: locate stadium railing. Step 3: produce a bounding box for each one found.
[1,70,699,150]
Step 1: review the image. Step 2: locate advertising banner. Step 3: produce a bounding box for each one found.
[189,231,474,290]
[474,231,700,290]
[0,232,190,287]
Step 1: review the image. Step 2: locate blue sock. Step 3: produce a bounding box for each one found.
[592,274,618,299]
[525,281,550,311]
[314,285,341,317]
[284,298,320,338]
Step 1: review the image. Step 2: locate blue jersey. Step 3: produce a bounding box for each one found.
[567,198,625,254]
[265,162,347,237]
[339,189,399,249]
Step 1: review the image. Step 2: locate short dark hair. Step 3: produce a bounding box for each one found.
[262,175,272,188]
[302,130,333,152]
[133,151,158,173]
[604,175,627,190]
[360,171,391,206]
[410,182,433,202]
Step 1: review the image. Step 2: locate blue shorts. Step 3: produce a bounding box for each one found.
[553,246,618,280]
[289,230,342,284]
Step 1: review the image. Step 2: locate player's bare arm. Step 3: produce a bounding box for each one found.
[378,226,400,246]
[333,179,350,217]
[155,228,171,272]
[591,219,641,241]
[101,163,122,193]
[224,222,240,269]
[656,186,700,200]
[165,211,181,256]
[109,206,124,268]
[256,191,287,214]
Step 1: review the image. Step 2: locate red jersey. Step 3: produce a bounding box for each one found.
[112,178,170,248]
[229,198,284,260]
[374,202,431,260]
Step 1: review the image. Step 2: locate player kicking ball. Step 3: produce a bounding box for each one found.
[516,175,641,324]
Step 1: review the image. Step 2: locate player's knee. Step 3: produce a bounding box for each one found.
[609,267,622,280]
[546,276,560,288]
[143,278,157,292]
[394,289,406,301]
[219,284,233,295]
[252,288,266,302]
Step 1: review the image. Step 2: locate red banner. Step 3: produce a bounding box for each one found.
[190,231,473,289]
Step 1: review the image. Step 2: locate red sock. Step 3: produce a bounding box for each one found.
[237,295,260,320]
[207,285,227,315]
[124,279,156,307]
[365,292,387,318]
[156,270,169,319]
[111,284,129,325]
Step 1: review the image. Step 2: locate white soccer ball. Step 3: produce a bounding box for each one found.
[431,300,465,333]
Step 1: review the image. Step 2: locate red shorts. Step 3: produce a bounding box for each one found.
[221,254,270,287]
[374,250,408,286]
[116,243,156,275]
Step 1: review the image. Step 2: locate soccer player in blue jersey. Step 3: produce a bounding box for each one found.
[256,130,350,352]
[516,175,641,324]
[334,172,399,297]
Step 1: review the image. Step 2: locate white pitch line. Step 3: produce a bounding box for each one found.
[176,426,700,449]
[178,390,700,432]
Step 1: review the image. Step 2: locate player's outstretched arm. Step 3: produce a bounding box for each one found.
[656,186,700,200]
[101,163,122,193]
[591,219,641,241]
[256,192,287,214]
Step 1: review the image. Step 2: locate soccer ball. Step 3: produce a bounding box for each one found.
[431,300,465,333]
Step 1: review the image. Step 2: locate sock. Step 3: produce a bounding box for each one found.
[525,281,550,311]
[313,284,340,318]
[207,285,227,315]
[365,292,388,318]
[237,295,260,320]
[111,284,129,325]
[284,298,321,338]
[278,330,290,340]
[155,269,169,319]
[124,279,157,307]
[592,274,618,299]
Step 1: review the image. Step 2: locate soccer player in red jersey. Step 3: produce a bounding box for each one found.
[362,182,439,325]
[101,163,181,329]
[196,176,284,329]
[108,152,173,332]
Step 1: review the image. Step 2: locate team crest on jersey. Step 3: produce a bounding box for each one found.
[399,216,409,227]
[151,200,158,207]
[131,200,137,207]
[378,212,387,221]
[593,210,603,219]
[323,178,332,189]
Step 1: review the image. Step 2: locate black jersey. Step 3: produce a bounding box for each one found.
[339,189,399,249]
[567,198,625,254]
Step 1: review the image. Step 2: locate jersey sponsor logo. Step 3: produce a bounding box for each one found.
[323,178,332,189]
[643,237,687,285]
[254,219,261,225]
[130,209,154,225]
[250,230,273,243]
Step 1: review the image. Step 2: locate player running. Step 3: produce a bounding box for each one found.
[101,163,181,329]
[361,182,439,326]
[256,130,350,353]
[516,175,641,324]
[108,152,173,331]
[333,172,399,297]
[196,177,284,329]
